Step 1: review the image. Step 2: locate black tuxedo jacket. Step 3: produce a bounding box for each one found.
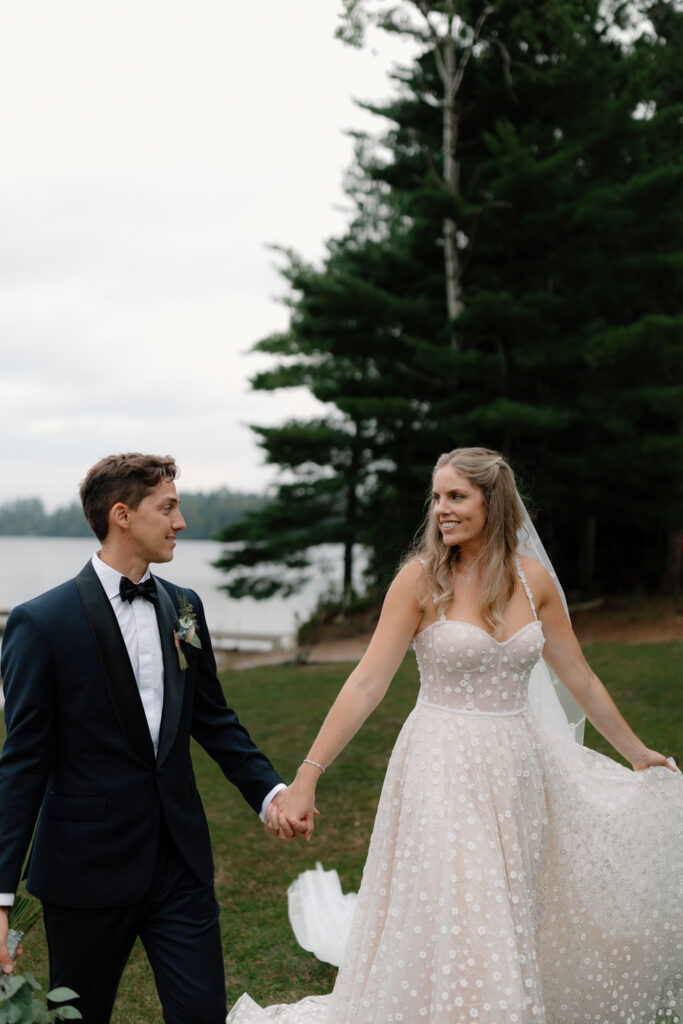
[0,561,282,908]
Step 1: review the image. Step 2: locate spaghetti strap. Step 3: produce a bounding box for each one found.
[416,558,445,620]
[514,556,538,621]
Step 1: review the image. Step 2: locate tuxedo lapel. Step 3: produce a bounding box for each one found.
[75,562,155,767]
[154,582,185,769]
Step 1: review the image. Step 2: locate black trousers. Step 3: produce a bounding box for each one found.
[42,823,226,1024]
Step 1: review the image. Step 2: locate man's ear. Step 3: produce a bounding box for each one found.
[109,502,131,531]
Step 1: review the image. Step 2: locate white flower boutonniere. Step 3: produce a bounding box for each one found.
[173,592,202,670]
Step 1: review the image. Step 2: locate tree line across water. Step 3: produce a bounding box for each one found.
[0,490,260,542]
[215,0,683,606]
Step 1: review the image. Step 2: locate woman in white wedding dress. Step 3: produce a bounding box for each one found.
[228,447,683,1024]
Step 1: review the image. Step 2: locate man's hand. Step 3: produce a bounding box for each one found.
[265,785,319,842]
[0,907,13,975]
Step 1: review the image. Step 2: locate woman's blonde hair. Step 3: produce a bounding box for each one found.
[409,447,525,638]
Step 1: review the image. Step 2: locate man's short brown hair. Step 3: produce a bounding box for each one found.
[80,453,178,541]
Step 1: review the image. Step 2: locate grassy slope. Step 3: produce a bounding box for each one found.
[1,641,681,1023]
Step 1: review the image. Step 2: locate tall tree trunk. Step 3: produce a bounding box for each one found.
[342,535,355,610]
[661,529,683,594]
[662,417,683,593]
[442,30,464,348]
[414,1,494,348]
[342,433,362,609]
[579,512,597,594]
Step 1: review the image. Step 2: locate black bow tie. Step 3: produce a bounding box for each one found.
[119,576,158,605]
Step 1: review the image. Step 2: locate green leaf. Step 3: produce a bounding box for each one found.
[45,989,79,1003]
[52,1007,82,1020]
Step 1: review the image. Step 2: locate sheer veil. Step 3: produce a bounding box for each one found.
[517,504,586,744]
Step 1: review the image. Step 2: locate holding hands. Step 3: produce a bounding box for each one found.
[264,762,322,842]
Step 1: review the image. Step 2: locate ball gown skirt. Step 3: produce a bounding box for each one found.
[228,619,683,1024]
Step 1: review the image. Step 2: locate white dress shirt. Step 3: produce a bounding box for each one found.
[91,554,164,755]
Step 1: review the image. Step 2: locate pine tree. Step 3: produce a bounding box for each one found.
[218,0,683,601]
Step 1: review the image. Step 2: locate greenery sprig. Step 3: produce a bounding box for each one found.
[173,592,201,670]
[1,895,81,1022]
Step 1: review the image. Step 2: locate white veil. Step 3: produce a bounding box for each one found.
[517,507,586,744]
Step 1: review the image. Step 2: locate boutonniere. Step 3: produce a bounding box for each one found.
[173,592,202,670]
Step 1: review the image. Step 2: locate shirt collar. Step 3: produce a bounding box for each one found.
[91,553,152,601]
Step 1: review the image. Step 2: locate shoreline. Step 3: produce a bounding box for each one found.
[216,598,683,672]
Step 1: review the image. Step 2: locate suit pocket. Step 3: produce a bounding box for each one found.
[46,793,106,821]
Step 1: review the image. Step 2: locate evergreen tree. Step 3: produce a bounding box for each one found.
[219,0,683,600]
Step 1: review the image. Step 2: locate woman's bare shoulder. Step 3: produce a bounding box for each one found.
[390,558,428,591]
[517,554,557,603]
[386,558,431,604]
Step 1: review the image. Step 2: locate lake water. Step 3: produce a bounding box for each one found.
[0,536,355,647]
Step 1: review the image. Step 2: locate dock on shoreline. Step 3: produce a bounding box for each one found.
[0,608,293,655]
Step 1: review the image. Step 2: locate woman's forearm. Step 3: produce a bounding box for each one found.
[275,560,425,831]
[574,672,649,764]
[298,669,385,785]
[274,671,386,833]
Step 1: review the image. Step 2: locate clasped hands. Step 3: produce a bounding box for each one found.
[264,784,319,842]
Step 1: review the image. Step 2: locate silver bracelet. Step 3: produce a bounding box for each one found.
[302,758,326,773]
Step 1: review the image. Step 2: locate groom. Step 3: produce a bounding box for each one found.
[0,453,299,1023]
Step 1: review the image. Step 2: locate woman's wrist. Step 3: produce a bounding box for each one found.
[296,761,323,788]
[625,741,653,767]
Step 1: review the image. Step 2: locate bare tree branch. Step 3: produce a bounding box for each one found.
[410,126,445,186]
[451,4,495,100]
[414,0,449,84]
[483,33,518,100]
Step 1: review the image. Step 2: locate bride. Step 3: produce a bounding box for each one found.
[228,447,683,1024]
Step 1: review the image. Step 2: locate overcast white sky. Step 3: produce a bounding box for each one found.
[0,1,413,508]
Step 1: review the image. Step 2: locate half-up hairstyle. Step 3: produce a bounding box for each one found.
[409,447,525,639]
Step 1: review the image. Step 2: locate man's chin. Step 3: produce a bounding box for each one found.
[151,549,175,564]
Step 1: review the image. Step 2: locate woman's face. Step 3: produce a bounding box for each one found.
[432,465,487,549]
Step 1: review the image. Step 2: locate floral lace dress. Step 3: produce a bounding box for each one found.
[228,566,683,1023]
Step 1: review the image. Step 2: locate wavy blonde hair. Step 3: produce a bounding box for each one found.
[409,447,526,638]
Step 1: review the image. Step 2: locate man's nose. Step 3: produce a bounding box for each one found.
[174,511,187,531]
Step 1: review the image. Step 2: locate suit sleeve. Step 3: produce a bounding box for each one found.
[186,592,283,814]
[0,606,55,893]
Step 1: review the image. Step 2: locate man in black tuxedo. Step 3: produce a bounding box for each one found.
[0,453,299,1023]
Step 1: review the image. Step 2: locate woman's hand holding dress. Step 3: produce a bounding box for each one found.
[631,747,677,771]
[528,556,677,772]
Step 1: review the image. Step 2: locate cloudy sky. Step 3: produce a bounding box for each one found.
[0,1,413,508]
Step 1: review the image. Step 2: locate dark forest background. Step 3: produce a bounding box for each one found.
[214,0,683,607]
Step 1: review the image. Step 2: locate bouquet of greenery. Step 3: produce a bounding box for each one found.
[0,895,81,1022]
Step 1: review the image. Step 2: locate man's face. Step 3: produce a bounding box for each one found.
[125,479,186,564]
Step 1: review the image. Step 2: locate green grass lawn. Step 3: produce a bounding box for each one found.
[2,641,681,1023]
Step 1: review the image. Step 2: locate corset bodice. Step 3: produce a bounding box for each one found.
[412,619,545,714]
